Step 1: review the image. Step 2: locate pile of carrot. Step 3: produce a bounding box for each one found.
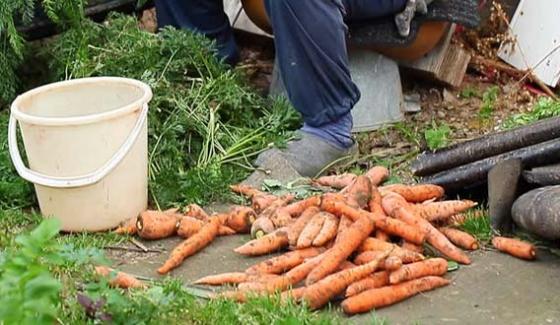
[111,165,538,314]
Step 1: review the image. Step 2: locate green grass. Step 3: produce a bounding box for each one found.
[459,209,493,243]
[423,121,451,151]
[478,86,499,120]
[501,97,560,129]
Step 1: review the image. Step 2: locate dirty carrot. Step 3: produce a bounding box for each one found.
[415,200,478,222]
[218,225,236,236]
[302,249,392,309]
[375,230,390,242]
[344,175,373,209]
[234,227,289,256]
[312,212,339,247]
[283,195,322,217]
[251,195,294,237]
[345,271,389,297]
[136,210,179,240]
[358,238,425,263]
[250,217,276,238]
[114,217,137,235]
[158,215,221,274]
[225,206,256,233]
[364,166,389,186]
[492,237,536,260]
[95,266,145,289]
[306,214,375,285]
[335,215,353,244]
[354,251,403,271]
[389,258,448,284]
[314,173,357,189]
[177,216,204,238]
[251,194,280,213]
[380,184,445,203]
[193,272,249,285]
[382,193,471,264]
[321,198,426,245]
[287,207,321,246]
[245,247,324,274]
[184,204,209,221]
[341,276,450,314]
[297,213,327,249]
[401,241,424,254]
[439,227,478,250]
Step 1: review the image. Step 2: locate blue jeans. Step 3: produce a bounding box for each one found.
[155,0,406,127]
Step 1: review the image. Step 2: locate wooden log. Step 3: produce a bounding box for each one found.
[420,138,560,191]
[523,163,560,186]
[512,186,560,240]
[411,116,560,176]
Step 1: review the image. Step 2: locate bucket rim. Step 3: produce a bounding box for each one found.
[10,77,153,126]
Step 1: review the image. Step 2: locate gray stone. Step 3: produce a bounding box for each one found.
[242,149,302,188]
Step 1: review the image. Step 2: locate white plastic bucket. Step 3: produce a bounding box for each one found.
[9,77,152,232]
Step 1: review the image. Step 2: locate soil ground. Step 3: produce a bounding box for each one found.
[108,236,560,325]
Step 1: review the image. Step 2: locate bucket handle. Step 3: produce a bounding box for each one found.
[8,103,148,188]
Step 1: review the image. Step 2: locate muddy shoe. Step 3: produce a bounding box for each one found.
[255,132,358,178]
[512,185,560,240]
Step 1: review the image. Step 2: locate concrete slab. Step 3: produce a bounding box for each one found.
[108,236,560,325]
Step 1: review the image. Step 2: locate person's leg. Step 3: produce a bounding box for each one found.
[155,0,239,65]
[341,0,407,21]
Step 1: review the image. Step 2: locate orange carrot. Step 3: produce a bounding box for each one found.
[375,231,390,242]
[389,258,448,284]
[341,276,450,314]
[312,212,339,247]
[234,227,289,256]
[177,216,203,238]
[358,238,424,263]
[382,193,471,265]
[445,210,485,226]
[218,225,236,236]
[338,260,357,271]
[314,173,357,189]
[439,227,478,250]
[492,237,536,260]
[230,184,264,198]
[306,214,375,285]
[250,217,276,238]
[136,210,179,240]
[251,195,294,237]
[302,249,392,309]
[345,271,389,297]
[193,272,278,286]
[282,196,322,217]
[354,251,403,271]
[287,207,321,246]
[415,200,478,222]
[321,198,426,245]
[297,213,326,249]
[114,217,137,235]
[364,166,389,186]
[158,215,221,274]
[237,254,325,293]
[95,266,145,289]
[344,175,373,209]
[184,204,209,221]
[270,208,293,228]
[225,206,256,233]
[401,241,424,254]
[380,184,445,203]
[251,194,280,213]
[245,247,324,274]
[335,215,353,244]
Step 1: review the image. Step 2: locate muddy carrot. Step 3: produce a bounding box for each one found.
[312,212,339,247]
[389,258,448,284]
[358,238,424,262]
[492,237,536,260]
[401,241,424,254]
[341,276,450,314]
[136,210,179,240]
[177,216,204,238]
[345,271,389,297]
[251,194,280,213]
[251,195,294,237]
[364,166,389,186]
[368,187,385,215]
[184,204,209,221]
[270,208,293,228]
[302,249,392,309]
[158,215,221,274]
[344,175,373,209]
[335,215,353,244]
[225,206,256,233]
[297,213,327,249]
[375,231,390,242]
[354,251,403,271]
[415,200,478,222]
[383,256,402,271]
[314,173,357,189]
[234,227,289,256]
[250,217,276,238]
[321,198,426,244]
[306,214,375,285]
[380,184,445,203]
[287,207,321,246]
[282,196,322,217]
[245,247,324,274]
[382,193,471,265]
[439,227,478,250]
[114,217,138,235]
[193,272,278,286]
[218,225,236,236]
[95,266,145,289]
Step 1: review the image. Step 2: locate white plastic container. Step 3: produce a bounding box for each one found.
[9,77,152,232]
